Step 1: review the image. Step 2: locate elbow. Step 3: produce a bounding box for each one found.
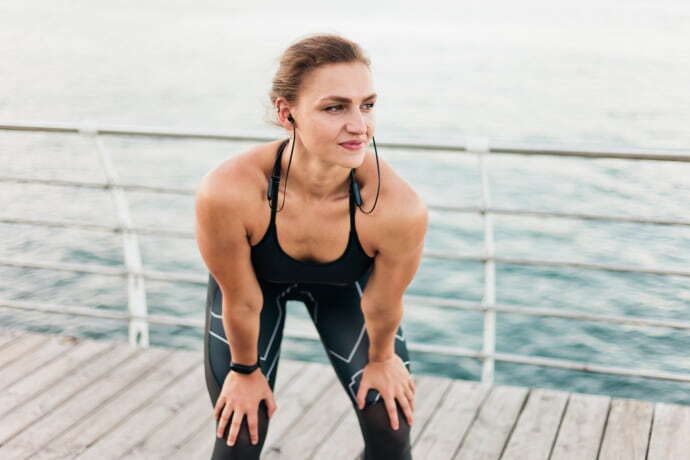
[361,298,404,316]
[222,300,261,314]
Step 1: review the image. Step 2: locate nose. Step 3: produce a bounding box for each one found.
[346,109,368,133]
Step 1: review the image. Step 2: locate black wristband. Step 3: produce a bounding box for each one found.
[229,358,260,374]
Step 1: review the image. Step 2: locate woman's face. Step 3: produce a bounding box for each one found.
[290,61,376,168]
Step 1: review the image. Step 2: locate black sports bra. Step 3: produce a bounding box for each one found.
[250,139,375,285]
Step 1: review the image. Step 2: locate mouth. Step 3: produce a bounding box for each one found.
[339,141,365,150]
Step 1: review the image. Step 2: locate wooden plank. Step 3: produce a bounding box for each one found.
[598,397,654,460]
[501,387,569,460]
[647,402,690,459]
[454,384,529,460]
[3,346,172,455]
[0,334,82,392]
[0,328,26,348]
[32,348,200,459]
[126,382,213,458]
[0,333,50,371]
[263,370,351,459]
[73,358,218,459]
[410,375,456,448]
[0,343,137,457]
[412,378,493,459]
[174,415,216,460]
[550,392,610,460]
[0,338,113,418]
[260,361,340,455]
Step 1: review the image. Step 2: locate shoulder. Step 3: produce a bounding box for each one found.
[195,140,280,210]
[378,177,428,249]
[362,155,428,255]
[195,139,281,235]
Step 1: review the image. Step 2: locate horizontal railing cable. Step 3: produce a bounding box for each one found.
[1,121,689,161]
[1,251,688,281]
[3,298,690,384]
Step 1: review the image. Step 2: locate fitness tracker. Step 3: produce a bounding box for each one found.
[229,358,260,374]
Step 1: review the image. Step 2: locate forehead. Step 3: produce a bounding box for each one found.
[300,62,374,102]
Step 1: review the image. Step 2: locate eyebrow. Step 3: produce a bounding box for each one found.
[319,93,377,103]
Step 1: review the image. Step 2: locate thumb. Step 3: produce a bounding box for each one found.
[266,396,278,419]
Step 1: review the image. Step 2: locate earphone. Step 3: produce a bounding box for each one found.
[269,111,381,214]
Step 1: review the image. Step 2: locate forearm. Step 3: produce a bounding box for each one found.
[221,301,261,365]
[362,301,403,362]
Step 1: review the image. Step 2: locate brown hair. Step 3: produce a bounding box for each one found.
[265,33,372,128]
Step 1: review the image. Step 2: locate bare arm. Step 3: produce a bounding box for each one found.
[360,192,428,361]
[195,164,264,365]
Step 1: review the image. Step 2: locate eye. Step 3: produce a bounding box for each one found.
[324,103,376,112]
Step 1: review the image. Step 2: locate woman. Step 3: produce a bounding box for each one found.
[195,33,428,459]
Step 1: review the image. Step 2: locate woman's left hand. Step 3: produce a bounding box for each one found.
[355,354,416,430]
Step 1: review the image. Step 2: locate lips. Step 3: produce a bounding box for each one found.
[339,141,364,151]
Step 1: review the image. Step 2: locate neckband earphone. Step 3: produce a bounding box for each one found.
[267,112,381,214]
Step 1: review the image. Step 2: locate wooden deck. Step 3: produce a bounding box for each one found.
[0,328,687,459]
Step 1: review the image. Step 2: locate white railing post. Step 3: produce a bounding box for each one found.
[468,137,495,384]
[81,124,150,347]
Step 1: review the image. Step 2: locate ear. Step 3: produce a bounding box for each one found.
[275,99,294,130]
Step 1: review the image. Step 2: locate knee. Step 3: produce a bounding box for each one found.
[211,401,270,460]
[357,400,412,459]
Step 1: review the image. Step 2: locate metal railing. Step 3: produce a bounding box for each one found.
[1,121,689,386]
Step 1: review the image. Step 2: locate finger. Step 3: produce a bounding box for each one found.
[384,396,399,430]
[247,409,259,446]
[397,393,414,426]
[408,378,416,394]
[217,404,232,439]
[356,382,369,410]
[227,410,243,446]
[404,387,415,412]
[266,396,278,419]
[213,397,224,421]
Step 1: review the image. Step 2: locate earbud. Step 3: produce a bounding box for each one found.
[287,114,294,123]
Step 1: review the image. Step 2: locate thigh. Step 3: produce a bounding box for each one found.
[298,272,412,409]
[203,274,292,406]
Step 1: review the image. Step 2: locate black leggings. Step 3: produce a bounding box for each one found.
[203,267,413,459]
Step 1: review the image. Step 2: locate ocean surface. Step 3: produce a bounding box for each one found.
[1,0,689,405]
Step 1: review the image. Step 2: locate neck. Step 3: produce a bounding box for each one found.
[281,137,351,204]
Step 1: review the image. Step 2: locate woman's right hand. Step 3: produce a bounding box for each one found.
[214,368,277,446]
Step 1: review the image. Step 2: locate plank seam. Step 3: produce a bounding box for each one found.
[410,378,455,450]
[107,358,205,458]
[547,392,571,460]
[496,386,531,460]
[595,397,613,460]
[644,403,656,460]
[0,343,138,448]
[449,381,494,459]
[39,347,180,455]
[0,335,52,372]
[0,340,117,419]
